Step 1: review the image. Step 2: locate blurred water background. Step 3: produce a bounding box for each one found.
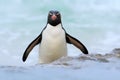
[0,0,120,80]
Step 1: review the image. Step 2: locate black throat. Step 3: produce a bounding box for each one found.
[47,18,61,26]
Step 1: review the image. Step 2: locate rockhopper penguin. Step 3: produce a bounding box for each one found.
[22,10,88,63]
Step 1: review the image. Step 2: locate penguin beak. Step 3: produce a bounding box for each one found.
[51,14,57,21]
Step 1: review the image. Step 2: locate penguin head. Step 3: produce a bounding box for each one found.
[47,10,61,26]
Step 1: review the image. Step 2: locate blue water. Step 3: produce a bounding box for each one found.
[0,0,120,80]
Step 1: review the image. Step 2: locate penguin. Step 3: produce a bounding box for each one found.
[22,10,88,63]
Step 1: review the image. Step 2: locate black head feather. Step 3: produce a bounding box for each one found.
[47,10,61,26]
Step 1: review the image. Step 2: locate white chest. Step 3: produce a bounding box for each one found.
[42,24,66,45]
[39,24,67,63]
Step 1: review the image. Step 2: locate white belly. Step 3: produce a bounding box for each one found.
[39,24,67,63]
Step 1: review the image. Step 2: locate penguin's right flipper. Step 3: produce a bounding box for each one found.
[22,34,42,62]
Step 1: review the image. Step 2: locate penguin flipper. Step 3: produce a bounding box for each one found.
[22,34,42,62]
[66,33,88,54]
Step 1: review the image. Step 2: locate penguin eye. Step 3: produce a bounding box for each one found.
[56,12,60,15]
[49,13,53,16]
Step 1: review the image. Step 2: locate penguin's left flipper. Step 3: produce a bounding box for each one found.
[22,34,42,62]
[66,33,88,54]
